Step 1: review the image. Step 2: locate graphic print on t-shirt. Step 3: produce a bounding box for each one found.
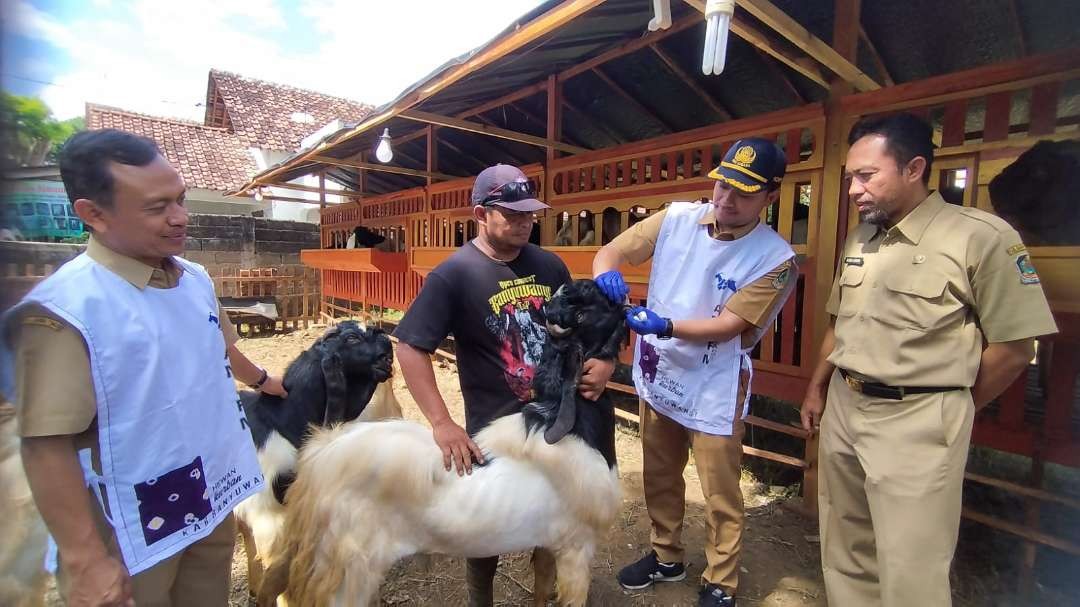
[484,275,552,401]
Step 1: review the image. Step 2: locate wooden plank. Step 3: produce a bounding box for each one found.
[744,414,809,439]
[983,91,1013,142]
[682,0,829,89]
[941,99,968,147]
[735,0,879,91]
[962,507,1080,556]
[399,109,587,154]
[841,49,1080,114]
[1028,81,1061,136]
[1044,342,1078,443]
[308,155,458,181]
[260,180,362,198]
[560,12,703,80]
[649,42,732,120]
[859,25,894,87]
[965,472,1080,511]
[743,445,810,469]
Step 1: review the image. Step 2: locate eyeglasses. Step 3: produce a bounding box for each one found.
[488,207,537,223]
[481,180,537,205]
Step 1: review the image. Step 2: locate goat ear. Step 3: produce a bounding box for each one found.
[543,348,582,444]
[321,351,348,425]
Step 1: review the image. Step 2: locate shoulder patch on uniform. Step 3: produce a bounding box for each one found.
[1016,254,1040,285]
[22,316,62,331]
[772,267,791,290]
[1006,243,1027,256]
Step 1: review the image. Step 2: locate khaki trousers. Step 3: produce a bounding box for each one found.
[641,399,745,594]
[818,369,974,607]
[59,508,236,607]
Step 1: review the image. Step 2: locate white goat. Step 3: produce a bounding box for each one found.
[258,280,627,607]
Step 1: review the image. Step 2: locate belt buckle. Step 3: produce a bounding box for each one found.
[845,374,863,393]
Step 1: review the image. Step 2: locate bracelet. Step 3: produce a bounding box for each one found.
[249,368,269,390]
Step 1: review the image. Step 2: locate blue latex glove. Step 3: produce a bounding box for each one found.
[595,270,629,304]
[626,306,668,335]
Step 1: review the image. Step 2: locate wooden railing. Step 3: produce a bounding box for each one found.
[212,267,320,333]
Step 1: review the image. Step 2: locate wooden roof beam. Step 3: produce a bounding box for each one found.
[734,0,880,91]
[755,49,806,104]
[682,0,829,90]
[859,25,894,87]
[308,156,458,181]
[560,12,703,80]
[561,98,625,147]
[648,43,733,120]
[506,102,589,149]
[260,181,364,198]
[399,109,588,154]
[591,67,674,132]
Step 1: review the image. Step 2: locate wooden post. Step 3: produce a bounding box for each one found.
[426,125,438,188]
[318,170,327,209]
[802,0,863,517]
[546,74,562,199]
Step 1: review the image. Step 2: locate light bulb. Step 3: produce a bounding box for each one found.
[375,128,393,163]
[253,188,264,202]
[702,0,734,76]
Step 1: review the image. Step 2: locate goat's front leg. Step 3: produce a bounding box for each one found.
[554,545,594,607]
[237,517,263,598]
[532,547,557,606]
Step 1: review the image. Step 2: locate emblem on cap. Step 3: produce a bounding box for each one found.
[733,145,757,167]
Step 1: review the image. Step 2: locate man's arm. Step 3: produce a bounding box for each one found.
[972,338,1034,409]
[397,342,483,475]
[22,436,133,606]
[800,321,836,433]
[227,343,287,397]
[669,308,751,343]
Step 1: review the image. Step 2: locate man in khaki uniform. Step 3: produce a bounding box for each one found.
[801,114,1058,606]
[594,139,797,607]
[6,129,286,607]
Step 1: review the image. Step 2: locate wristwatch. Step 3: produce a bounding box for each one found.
[249,367,269,390]
[658,318,674,340]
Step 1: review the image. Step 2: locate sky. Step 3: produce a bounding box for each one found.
[2,0,546,121]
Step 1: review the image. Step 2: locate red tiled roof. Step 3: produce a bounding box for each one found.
[85,103,258,192]
[207,69,375,151]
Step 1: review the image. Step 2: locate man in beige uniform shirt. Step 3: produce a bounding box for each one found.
[594,139,797,607]
[8,129,286,607]
[801,113,1057,606]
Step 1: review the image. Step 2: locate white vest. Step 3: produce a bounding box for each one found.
[5,254,263,574]
[633,202,794,435]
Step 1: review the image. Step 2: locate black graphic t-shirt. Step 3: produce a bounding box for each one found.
[393,241,572,434]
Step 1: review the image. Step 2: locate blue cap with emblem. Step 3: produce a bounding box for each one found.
[707,137,787,193]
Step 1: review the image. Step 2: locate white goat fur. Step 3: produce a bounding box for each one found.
[236,377,402,597]
[260,413,621,607]
[0,402,48,607]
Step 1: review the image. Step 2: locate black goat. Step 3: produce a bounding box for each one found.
[234,321,396,599]
[989,139,1080,245]
[257,280,627,607]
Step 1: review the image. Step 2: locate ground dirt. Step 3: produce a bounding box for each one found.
[43,326,1076,606]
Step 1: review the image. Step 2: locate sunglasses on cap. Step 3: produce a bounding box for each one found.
[480,180,537,205]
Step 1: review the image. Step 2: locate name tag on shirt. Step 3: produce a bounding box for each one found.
[843,256,864,266]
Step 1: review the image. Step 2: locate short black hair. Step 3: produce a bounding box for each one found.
[58,129,161,207]
[847,113,935,185]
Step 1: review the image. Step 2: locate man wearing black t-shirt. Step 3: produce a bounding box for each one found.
[393,164,616,606]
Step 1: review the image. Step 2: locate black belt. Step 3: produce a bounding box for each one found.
[838,369,964,401]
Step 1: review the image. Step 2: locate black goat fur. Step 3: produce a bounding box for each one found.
[240,320,393,458]
[989,139,1080,246]
[519,279,626,469]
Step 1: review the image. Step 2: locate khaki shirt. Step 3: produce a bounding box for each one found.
[609,207,797,348]
[10,238,239,443]
[826,192,1058,386]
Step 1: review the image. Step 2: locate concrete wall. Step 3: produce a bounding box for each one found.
[181,214,320,275]
[0,214,320,278]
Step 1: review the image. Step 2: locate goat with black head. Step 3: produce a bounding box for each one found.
[257,280,626,607]
[989,139,1080,246]
[234,320,397,600]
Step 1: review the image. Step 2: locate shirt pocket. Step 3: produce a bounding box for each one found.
[880,271,950,331]
[835,266,866,317]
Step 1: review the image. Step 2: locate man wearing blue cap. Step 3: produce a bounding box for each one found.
[592,139,797,607]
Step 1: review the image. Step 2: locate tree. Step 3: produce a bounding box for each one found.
[0,93,84,167]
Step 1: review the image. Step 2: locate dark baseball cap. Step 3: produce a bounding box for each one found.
[471,164,550,212]
[707,138,787,193]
